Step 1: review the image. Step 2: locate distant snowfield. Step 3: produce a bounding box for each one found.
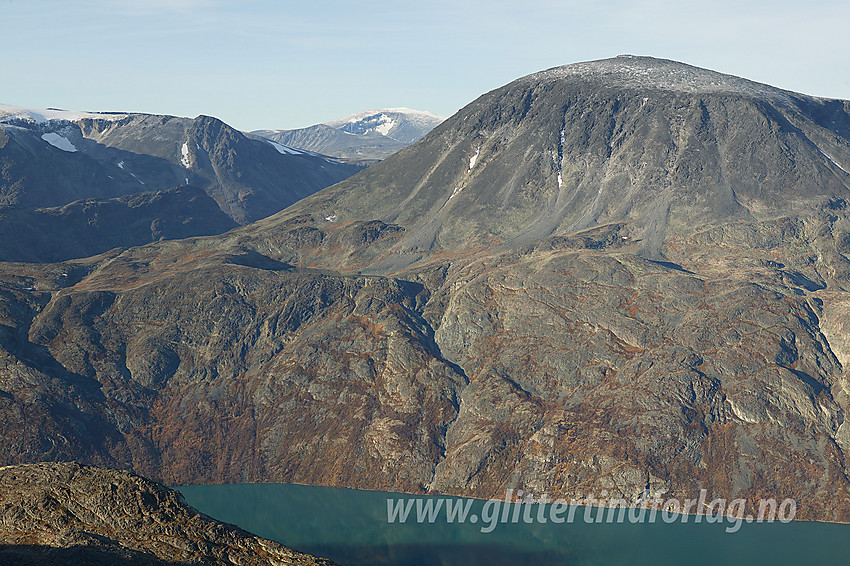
[0,103,128,124]
[41,132,77,152]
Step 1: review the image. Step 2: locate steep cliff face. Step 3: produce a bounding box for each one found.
[3,57,850,521]
[0,462,335,565]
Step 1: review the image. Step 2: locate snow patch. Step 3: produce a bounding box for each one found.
[41,132,77,152]
[439,186,466,211]
[267,140,303,155]
[375,114,396,136]
[469,146,480,171]
[556,128,565,188]
[325,214,337,222]
[819,148,849,175]
[180,142,191,168]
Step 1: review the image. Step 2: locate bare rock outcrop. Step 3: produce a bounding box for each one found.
[0,462,334,565]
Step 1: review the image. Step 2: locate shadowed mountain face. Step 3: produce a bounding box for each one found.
[0,186,237,263]
[0,462,335,565]
[3,57,850,522]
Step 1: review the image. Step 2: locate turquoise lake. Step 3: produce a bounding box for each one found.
[177,483,850,565]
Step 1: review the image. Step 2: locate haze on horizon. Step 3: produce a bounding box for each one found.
[1,0,848,132]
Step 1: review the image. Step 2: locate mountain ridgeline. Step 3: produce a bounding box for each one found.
[0,107,362,262]
[3,57,850,523]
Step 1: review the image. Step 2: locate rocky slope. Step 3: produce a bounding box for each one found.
[2,57,850,522]
[0,462,334,565]
[254,108,445,163]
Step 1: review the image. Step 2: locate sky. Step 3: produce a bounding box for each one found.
[1,0,849,132]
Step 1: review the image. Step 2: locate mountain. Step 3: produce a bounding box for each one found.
[253,108,445,163]
[323,108,446,144]
[0,104,362,225]
[3,56,850,522]
[0,462,335,565]
[262,56,850,261]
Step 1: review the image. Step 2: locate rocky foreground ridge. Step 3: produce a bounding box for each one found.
[2,57,850,522]
[0,462,334,565]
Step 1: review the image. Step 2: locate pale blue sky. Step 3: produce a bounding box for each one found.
[2,0,849,131]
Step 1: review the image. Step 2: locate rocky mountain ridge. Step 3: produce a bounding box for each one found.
[0,107,362,223]
[0,105,362,262]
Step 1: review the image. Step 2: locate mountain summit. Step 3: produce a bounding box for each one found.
[525,54,800,99]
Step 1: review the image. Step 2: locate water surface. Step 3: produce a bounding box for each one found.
[177,483,850,566]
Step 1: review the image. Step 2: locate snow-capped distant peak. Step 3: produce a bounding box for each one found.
[325,108,445,128]
[251,107,446,160]
[41,132,77,152]
[320,108,446,144]
[0,103,128,124]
